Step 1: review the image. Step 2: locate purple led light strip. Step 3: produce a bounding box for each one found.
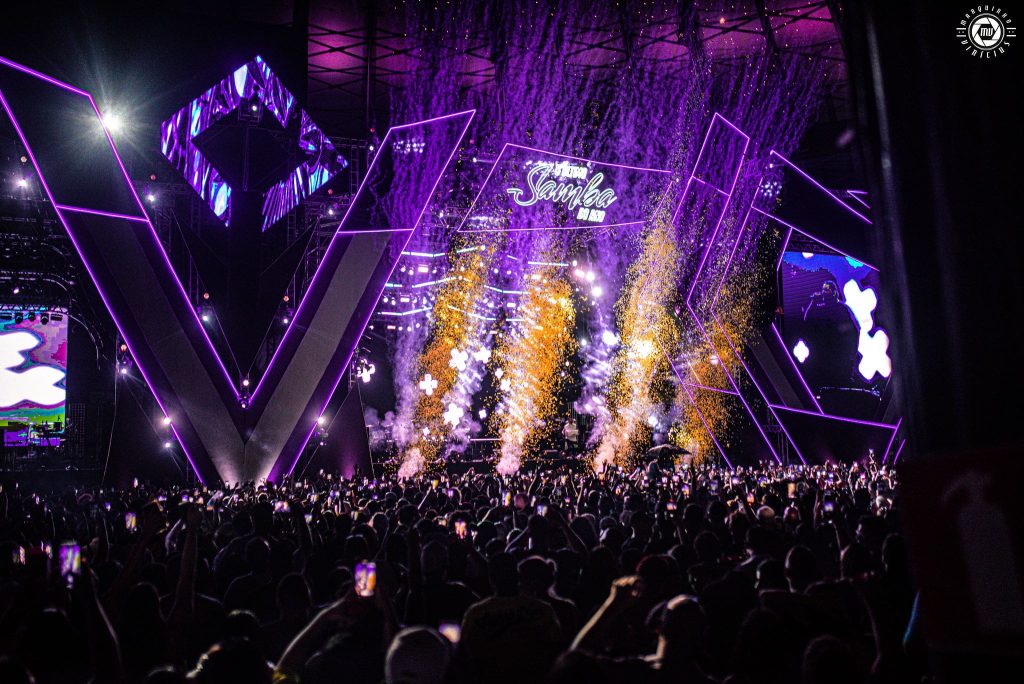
[683,382,738,396]
[676,115,787,464]
[768,404,899,431]
[882,417,902,462]
[768,322,824,413]
[704,196,809,464]
[763,208,880,271]
[54,204,149,223]
[272,110,476,477]
[641,114,754,464]
[768,150,872,225]
[657,336,732,468]
[0,86,208,484]
[0,56,90,97]
[251,109,476,404]
[892,438,906,464]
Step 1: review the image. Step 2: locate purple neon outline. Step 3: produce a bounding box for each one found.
[768,150,873,225]
[85,94,241,395]
[456,141,674,234]
[757,208,880,271]
[768,404,898,430]
[54,204,148,223]
[0,56,90,97]
[683,382,738,395]
[673,115,788,465]
[657,335,731,467]
[683,113,748,306]
[644,115,750,462]
[702,193,812,463]
[845,190,871,210]
[274,109,476,478]
[892,438,906,464]
[768,322,824,412]
[690,176,730,197]
[0,84,208,484]
[250,108,476,404]
[882,417,902,462]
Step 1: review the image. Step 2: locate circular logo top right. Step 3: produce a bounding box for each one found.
[957,6,1015,58]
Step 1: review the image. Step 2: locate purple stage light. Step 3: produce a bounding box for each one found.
[160,55,347,230]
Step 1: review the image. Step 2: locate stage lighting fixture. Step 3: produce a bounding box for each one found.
[14,312,23,324]
[119,366,128,375]
[242,378,250,388]
[162,416,172,426]
[102,111,124,133]
[12,285,19,294]
[39,313,49,325]
[26,312,35,322]
[317,415,326,426]
[163,441,172,449]
[146,193,157,204]
[16,178,28,188]
[19,155,27,163]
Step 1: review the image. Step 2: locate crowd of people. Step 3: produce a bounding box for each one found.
[0,457,923,683]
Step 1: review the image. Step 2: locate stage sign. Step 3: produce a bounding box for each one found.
[0,309,68,445]
[458,144,672,232]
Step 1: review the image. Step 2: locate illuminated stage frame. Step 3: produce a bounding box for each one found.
[0,54,474,483]
[0,54,899,478]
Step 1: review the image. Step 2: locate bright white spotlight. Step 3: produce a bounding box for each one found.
[317,415,327,426]
[162,416,172,426]
[102,112,124,133]
[163,441,172,449]
[146,193,157,204]
[16,178,28,189]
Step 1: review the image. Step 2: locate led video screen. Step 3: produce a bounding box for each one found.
[0,310,68,446]
[778,252,891,410]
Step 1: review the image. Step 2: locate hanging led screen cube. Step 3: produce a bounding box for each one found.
[160,55,348,230]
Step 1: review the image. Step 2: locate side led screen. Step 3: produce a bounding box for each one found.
[779,252,891,411]
[0,309,68,446]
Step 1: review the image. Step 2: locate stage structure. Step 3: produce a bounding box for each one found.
[0,48,901,481]
[0,55,473,484]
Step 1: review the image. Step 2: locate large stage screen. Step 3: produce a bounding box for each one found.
[778,251,892,417]
[0,309,69,446]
